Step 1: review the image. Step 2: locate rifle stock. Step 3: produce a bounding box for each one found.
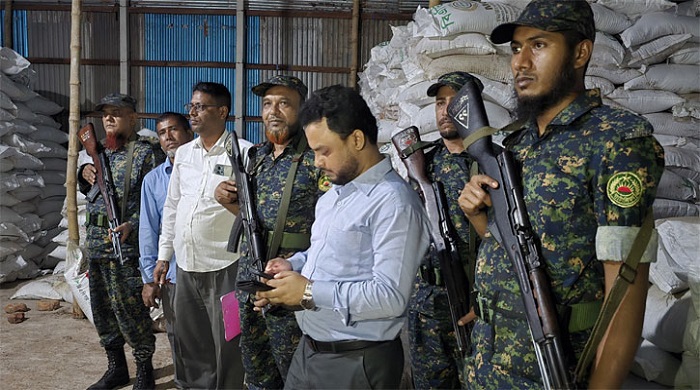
[392,126,472,358]
[78,123,124,264]
[226,131,267,272]
[446,75,572,389]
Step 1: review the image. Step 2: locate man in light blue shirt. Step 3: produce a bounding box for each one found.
[258,85,430,389]
[139,112,193,388]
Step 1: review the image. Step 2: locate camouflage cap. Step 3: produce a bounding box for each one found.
[490,0,595,44]
[252,75,308,100]
[427,71,477,97]
[95,93,137,112]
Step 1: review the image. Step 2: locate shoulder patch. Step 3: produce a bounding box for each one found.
[318,175,332,192]
[606,171,644,208]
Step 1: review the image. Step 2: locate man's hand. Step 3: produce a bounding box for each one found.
[154,260,171,286]
[457,307,477,327]
[459,174,499,237]
[265,257,293,275]
[81,164,97,185]
[141,282,160,308]
[109,221,133,243]
[215,180,240,214]
[255,271,308,308]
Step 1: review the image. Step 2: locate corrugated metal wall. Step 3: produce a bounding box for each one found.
[1,1,414,140]
[137,13,238,132]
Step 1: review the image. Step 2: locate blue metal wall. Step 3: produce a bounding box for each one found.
[245,15,263,143]
[0,10,29,56]
[142,13,238,133]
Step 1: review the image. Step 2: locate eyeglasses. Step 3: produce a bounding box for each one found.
[184,103,220,113]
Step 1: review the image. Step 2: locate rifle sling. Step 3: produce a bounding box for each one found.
[573,209,655,382]
[462,126,500,150]
[467,161,480,290]
[121,140,136,222]
[399,140,437,159]
[267,135,307,260]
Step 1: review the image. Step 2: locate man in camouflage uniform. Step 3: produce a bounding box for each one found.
[458,1,664,388]
[407,72,477,390]
[79,93,164,390]
[216,75,328,389]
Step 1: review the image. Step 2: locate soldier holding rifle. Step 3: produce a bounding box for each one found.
[214,75,328,390]
[78,93,164,390]
[456,1,664,388]
[401,72,478,390]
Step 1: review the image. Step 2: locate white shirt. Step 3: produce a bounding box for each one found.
[158,131,252,272]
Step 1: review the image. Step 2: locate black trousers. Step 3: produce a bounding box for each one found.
[284,335,404,389]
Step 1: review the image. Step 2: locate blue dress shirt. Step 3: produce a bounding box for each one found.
[139,159,177,284]
[289,158,430,342]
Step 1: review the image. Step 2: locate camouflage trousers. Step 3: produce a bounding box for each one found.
[88,257,155,363]
[239,300,302,390]
[408,306,466,389]
[465,315,589,389]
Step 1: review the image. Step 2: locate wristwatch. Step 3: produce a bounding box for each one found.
[300,281,316,310]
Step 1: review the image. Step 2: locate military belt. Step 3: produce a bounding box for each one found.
[474,292,602,334]
[265,231,310,251]
[417,264,444,287]
[85,212,110,228]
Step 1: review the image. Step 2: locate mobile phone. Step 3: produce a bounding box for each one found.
[251,270,275,280]
[237,280,274,294]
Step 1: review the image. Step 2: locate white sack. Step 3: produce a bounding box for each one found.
[653,198,700,218]
[644,112,700,137]
[668,42,700,65]
[620,12,700,47]
[596,0,676,20]
[607,88,686,114]
[643,285,692,353]
[625,64,700,95]
[590,2,632,35]
[626,34,692,68]
[413,1,522,38]
[0,47,31,75]
[631,339,681,387]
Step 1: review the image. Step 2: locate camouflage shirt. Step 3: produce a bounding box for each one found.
[236,133,328,290]
[409,140,475,314]
[84,135,164,260]
[468,89,664,386]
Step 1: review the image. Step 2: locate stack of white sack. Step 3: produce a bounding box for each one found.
[359,1,699,388]
[0,47,67,284]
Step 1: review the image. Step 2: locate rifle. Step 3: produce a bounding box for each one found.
[78,123,124,265]
[447,74,572,389]
[392,126,472,358]
[225,131,267,273]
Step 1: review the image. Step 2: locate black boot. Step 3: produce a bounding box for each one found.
[87,347,130,390]
[132,359,155,390]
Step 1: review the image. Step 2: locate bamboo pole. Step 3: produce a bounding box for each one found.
[429,0,441,7]
[349,0,360,88]
[4,0,12,48]
[67,0,84,319]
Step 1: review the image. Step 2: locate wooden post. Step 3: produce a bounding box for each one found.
[68,0,84,319]
[429,0,441,7]
[4,0,12,48]
[349,0,360,88]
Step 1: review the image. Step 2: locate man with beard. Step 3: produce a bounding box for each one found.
[214,75,328,389]
[407,71,477,390]
[139,112,193,388]
[457,1,664,388]
[155,82,251,389]
[78,93,164,390]
[255,85,430,389]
